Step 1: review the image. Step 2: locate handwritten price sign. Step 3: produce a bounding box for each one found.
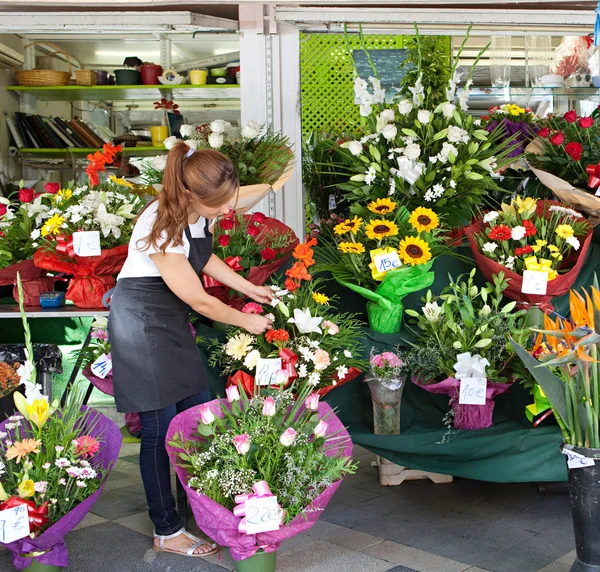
[521,270,548,296]
[91,353,112,379]
[0,504,30,544]
[373,251,401,274]
[459,378,487,406]
[73,231,101,257]
[255,358,282,387]
[244,496,281,534]
[563,449,596,469]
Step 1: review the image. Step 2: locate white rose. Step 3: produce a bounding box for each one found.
[376,109,395,131]
[417,110,431,124]
[381,124,398,141]
[440,142,458,160]
[483,211,499,224]
[441,102,456,119]
[404,143,421,161]
[348,141,363,157]
[242,122,261,139]
[511,226,526,241]
[243,350,261,371]
[447,126,470,143]
[208,133,224,149]
[163,136,179,150]
[210,119,227,134]
[398,99,413,115]
[151,155,167,171]
[179,124,195,138]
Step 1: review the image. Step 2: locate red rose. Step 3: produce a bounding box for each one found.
[537,128,550,138]
[247,225,259,237]
[220,219,234,231]
[0,204,6,216]
[218,234,230,247]
[565,141,583,161]
[260,247,276,261]
[44,182,60,194]
[579,117,594,129]
[488,225,512,241]
[550,132,565,146]
[251,212,266,224]
[19,188,34,203]
[564,110,578,123]
[515,245,533,256]
[523,220,537,237]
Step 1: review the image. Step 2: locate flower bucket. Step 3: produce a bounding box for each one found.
[233,549,277,572]
[413,377,512,430]
[21,558,62,571]
[367,377,405,435]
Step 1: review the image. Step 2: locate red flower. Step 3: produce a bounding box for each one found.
[564,110,578,123]
[220,219,234,231]
[74,435,100,459]
[579,117,594,129]
[247,225,260,237]
[481,115,490,121]
[265,329,290,344]
[537,128,550,138]
[260,247,276,261]
[251,212,266,224]
[218,234,230,247]
[488,225,512,241]
[44,182,60,194]
[284,278,300,292]
[19,188,34,203]
[550,132,565,146]
[523,220,537,237]
[515,245,533,256]
[565,141,583,161]
[0,204,6,216]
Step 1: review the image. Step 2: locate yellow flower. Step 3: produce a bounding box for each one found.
[41,214,65,237]
[531,239,548,253]
[18,479,35,499]
[108,175,134,188]
[512,196,537,217]
[312,292,330,305]
[551,252,563,260]
[506,104,526,116]
[224,333,254,360]
[344,216,363,235]
[408,207,439,233]
[334,222,351,235]
[556,224,574,239]
[26,398,49,429]
[548,244,560,252]
[368,198,397,215]
[53,189,72,203]
[398,236,432,266]
[365,219,399,240]
[338,242,365,254]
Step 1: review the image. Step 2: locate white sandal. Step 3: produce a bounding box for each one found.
[153,528,218,558]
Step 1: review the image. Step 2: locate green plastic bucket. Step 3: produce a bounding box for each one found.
[22,559,62,572]
[233,549,277,572]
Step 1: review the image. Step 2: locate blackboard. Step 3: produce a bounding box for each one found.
[352,49,411,98]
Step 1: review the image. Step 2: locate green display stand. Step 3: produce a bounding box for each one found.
[233,549,277,572]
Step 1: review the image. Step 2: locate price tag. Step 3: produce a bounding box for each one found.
[0,504,30,544]
[328,194,337,211]
[91,353,112,379]
[459,377,487,406]
[563,449,596,469]
[596,189,600,197]
[73,231,101,257]
[373,250,402,274]
[255,358,282,386]
[521,270,548,295]
[244,496,281,534]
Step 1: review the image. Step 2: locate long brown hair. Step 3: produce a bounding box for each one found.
[140,142,238,254]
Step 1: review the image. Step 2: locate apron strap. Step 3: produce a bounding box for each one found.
[204,218,211,237]
[184,225,192,241]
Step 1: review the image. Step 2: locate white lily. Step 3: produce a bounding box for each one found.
[96,203,124,239]
[287,308,323,335]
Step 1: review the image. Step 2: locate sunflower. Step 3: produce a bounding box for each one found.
[41,214,65,237]
[312,292,330,305]
[344,216,363,235]
[338,241,366,254]
[368,198,397,215]
[365,219,399,240]
[408,207,439,233]
[334,222,351,235]
[398,236,432,266]
[556,224,574,239]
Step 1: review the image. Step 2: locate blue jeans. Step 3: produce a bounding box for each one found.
[138,391,210,535]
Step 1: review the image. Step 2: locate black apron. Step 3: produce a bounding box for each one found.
[109,220,212,413]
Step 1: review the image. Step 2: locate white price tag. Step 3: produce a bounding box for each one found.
[255,358,282,386]
[595,189,600,197]
[373,251,402,275]
[563,449,596,469]
[328,194,337,211]
[0,505,30,544]
[244,496,281,534]
[459,377,487,406]
[91,353,112,379]
[73,231,101,257]
[521,270,548,296]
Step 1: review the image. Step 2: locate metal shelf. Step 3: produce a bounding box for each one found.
[17,146,167,155]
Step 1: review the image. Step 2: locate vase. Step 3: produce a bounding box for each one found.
[367,377,405,435]
[150,125,169,147]
[563,444,600,572]
[22,558,62,571]
[234,549,277,572]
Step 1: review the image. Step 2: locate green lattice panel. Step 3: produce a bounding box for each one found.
[300,33,403,133]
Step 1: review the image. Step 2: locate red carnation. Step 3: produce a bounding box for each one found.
[515,245,534,256]
[18,188,34,203]
[550,132,565,146]
[565,141,583,161]
[537,128,550,138]
[220,219,234,231]
[265,329,290,344]
[260,247,276,261]
[0,204,6,216]
[247,225,260,237]
[523,220,537,237]
[44,182,60,194]
[564,110,578,123]
[251,212,266,224]
[488,225,512,241]
[218,234,230,247]
[579,117,594,129]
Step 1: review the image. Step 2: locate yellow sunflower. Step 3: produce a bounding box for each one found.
[312,292,330,305]
[338,242,366,254]
[368,198,397,215]
[556,224,574,240]
[398,236,432,266]
[344,216,364,235]
[334,222,351,235]
[408,207,439,233]
[365,219,399,241]
[41,214,65,237]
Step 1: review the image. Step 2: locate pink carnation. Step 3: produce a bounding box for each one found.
[312,349,331,371]
[322,320,339,335]
[381,352,403,368]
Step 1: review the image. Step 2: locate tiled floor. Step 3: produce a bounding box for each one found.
[0,410,577,572]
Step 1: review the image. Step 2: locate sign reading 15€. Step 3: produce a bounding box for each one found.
[373,251,402,274]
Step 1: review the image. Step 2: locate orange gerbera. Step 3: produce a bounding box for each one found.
[286,261,312,282]
[292,238,317,267]
[6,438,42,463]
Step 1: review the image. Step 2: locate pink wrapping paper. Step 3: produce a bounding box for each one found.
[166,400,352,561]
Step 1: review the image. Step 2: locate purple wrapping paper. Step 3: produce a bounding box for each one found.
[0,407,122,570]
[166,400,352,561]
[414,377,512,430]
[485,118,535,158]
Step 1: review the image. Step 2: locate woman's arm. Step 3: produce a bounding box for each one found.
[149,252,271,334]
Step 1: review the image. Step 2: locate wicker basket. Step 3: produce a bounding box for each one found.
[16,42,81,87]
[76,69,97,86]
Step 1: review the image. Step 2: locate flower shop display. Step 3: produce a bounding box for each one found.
[511,285,600,572]
[205,211,298,309]
[209,239,364,397]
[405,270,529,429]
[464,197,592,310]
[166,379,356,569]
[367,351,407,435]
[481,104,537,159]
[0,275,121,571]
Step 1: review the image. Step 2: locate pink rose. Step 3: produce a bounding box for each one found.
[313,349,331,371]
[226,385,240,402]
[381,352,403,368]
[199,405,215,425]
[262,396,276,417]
[322,320,339,335]
[304,392,319,411]
[279,428,297,446]
[370,354,384,368]
[313,420,328,438]
[233,434,251,455]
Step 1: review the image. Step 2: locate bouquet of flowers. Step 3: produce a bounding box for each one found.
[405,270,529,429]
[481,104,537,159]
[0,276,121,570]
[526,110,600,217]
[464,197,592,308]
[204,211,298,309]
[209,239,364,397]
[165,380,355,564]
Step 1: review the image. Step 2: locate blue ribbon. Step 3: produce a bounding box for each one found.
[596,1,600,46]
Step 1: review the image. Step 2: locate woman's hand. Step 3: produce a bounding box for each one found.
[246,284,274,305]
[242,313,273,335]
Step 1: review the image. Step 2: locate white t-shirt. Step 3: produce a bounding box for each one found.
[118,200,209,279]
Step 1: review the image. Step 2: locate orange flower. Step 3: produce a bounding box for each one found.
[6,439,42,463]
[286,261,311,282]
[285,278,301,292]
[292,238,317,267]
